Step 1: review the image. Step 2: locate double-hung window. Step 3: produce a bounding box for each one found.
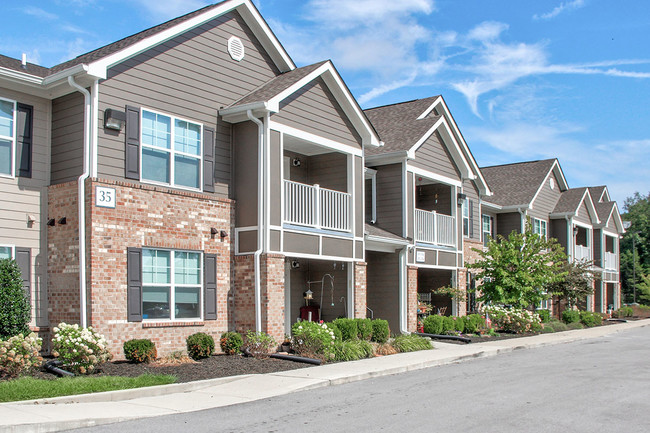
[533,218,547,239]
[482,215,492,246]
[462,200,469,237]
[0,245,14,260]
[0,98,16,177]
[141,109,202,190]
[142,248,202,321]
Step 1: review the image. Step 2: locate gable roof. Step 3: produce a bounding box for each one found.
[364,96,491,195]
[481,159,568,208]
[0,0,295,95]
[220,60,380,147]
[594,201,625,233]
[588,185,609,203]
[551,187,600,224]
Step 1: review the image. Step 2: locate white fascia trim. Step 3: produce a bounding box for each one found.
[530,161,566,209]
[0,67,43,85]
[269,121,363,156]
[582,190,601,224]
[601,188,611,202]
[573,220,593,230]
[407,164,462,187]
[434,97,492,196]
[481,201,503,210]
[86,0,294,79]
[407,116,473,180]
[219,101,275,118]
[365,235,410,246]
[416,97,442,120]
[364,151,408,166]
[0,63,92,91]
[364,167,377,178]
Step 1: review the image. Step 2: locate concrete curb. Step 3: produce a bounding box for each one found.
[3,319,649,433]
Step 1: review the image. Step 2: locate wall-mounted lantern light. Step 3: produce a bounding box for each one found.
[104,108,126,131]
[457,193,467,206]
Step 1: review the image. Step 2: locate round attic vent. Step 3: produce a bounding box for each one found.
[550,177,555,190]
[228,36,245,61]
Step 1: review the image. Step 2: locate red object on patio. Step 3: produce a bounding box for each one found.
[300,306,319,322]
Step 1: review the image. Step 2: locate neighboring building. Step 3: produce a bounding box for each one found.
[481,159,624,314]
[362,96,491,332]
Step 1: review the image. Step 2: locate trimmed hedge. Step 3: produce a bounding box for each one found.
[333,318,358,341]
[123,339,157,363]
[464,314,485,334]
[355,318,373,341]
[186,332,214,360]
[219,332,243,355]
[562,310,581,324]
[422,315,444,334]
[371,319,390,343]
[579,311,603,328]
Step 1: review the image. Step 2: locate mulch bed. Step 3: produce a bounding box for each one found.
[26,354,311,383]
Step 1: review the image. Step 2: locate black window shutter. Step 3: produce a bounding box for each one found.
[14,248,31,305]
[125,106,140,180]
[127,248,143,322]
[469,199,474,238]
[202,126,215,193]
[204,254,217,320]
[16,103,33,178]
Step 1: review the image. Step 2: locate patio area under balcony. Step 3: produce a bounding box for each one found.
[414,182,456,247]
[573,225,591,262]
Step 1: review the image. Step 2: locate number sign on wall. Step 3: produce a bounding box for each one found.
[95,186,116,208]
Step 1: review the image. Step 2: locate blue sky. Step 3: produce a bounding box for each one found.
[2,0,649,206]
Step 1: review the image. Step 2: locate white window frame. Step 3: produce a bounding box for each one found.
[538,291,549,310]
[533,218,547,239]
[0,97,17,179]
[142,248,203,322]
[0,244,15,260]
[462,200,469,238]
[482,214,492,246]
[139,108,203,191]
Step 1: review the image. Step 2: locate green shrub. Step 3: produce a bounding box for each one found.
[0,332,42,379]
[242,331,276,358]
[562,309,581,324]
[579,311,603,328]
[123,339,157,363]
[541,326,554,333]
[186,332,214,360]
[328,322,343,342]
[52,323,111,374]
[464,314,485,334]
[442,316,456,334]
[613,306,634,318]
[537,309,551,323]
[371,319,390,343]
[219,332,243,355]
[483,306,541,333]
[392,334,432,352]
[330,340,374,362]
[333,318,358,341]
[355,319,373,341]
[453,316,465,333]
[291,321,336,359]
[0,259,31,339]
[422,315,444,334]
[549,321,568,332]
[567,322,584,330]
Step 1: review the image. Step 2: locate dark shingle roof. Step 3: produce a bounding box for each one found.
[481,159,557,207]
[227,61,327,107]
[0,1,228,77]
[553,187,587,214]
[364,223,406,241]
[595,201,615,224]
[363,96,441,155]
[588,186,607,202]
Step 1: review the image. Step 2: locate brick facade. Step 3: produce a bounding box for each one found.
[407,266,418,332]
[461,238,484,314]
[260,253,285,342]
[354,261,367,319]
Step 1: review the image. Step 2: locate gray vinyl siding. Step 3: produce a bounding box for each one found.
[410,130,461,181]
[406,171,414,241]
[0,87,50,327]
[606,214,616,230]
[233,121,259,229]
[51,92,84,184]
[551,218,568,250]
[273,77,362,148]
[269,130,281,227]
[496,212,521,237]
[574,200,592,225]
[529,171,562,220]
[309,152,347,192]
[374,163,403,237]
[366,251,400,332]
[97,11,279,197]
[463,179,480,242]
[593,229,602,267]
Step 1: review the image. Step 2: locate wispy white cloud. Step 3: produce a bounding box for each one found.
[60,24,93,36]
[22,7,58,21]
[533,0,586,20]
[130,0,210,21]
[306,0,435,28]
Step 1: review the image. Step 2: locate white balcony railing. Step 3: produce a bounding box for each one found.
[415,208,456,247]
[604,252,617,270]
[574,245,591,262]
[283,180,351,232]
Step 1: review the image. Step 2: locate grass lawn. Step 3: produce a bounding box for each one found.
[0,374,177,402]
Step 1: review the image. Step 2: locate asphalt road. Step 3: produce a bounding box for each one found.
[68,326,650,433]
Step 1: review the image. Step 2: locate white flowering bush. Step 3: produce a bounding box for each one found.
[0,332,43,379]
[291,321,336,360]
[482,306,542,334]
[51,323,111,374]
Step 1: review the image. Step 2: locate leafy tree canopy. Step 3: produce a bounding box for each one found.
[620,191,650,303]
[546,259,595,308]
[467,220,567,309]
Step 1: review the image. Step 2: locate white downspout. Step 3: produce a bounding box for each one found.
[247,110,264,333]
[399,246,410,334]
[518,207,526,232]
[68,76,92,328]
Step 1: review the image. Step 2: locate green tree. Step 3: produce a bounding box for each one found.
[620,192,650,304]
[546,259,595,308]
[635,272,650,305]
[0,259,31,338]
[467,220,567,309]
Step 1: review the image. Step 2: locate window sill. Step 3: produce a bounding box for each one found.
[142,321,204,328]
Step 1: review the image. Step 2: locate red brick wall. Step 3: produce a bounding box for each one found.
[49,179,234,358]
[260,253,285,342]
[461,239,484,315]
[407,266,418,332]
[354,261,367,319]
[234,254,256,334]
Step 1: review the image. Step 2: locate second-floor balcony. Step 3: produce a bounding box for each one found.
[415,208,456,247]
[284,179,351,232]
[604,252,617,270]
[574,245,591,262]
